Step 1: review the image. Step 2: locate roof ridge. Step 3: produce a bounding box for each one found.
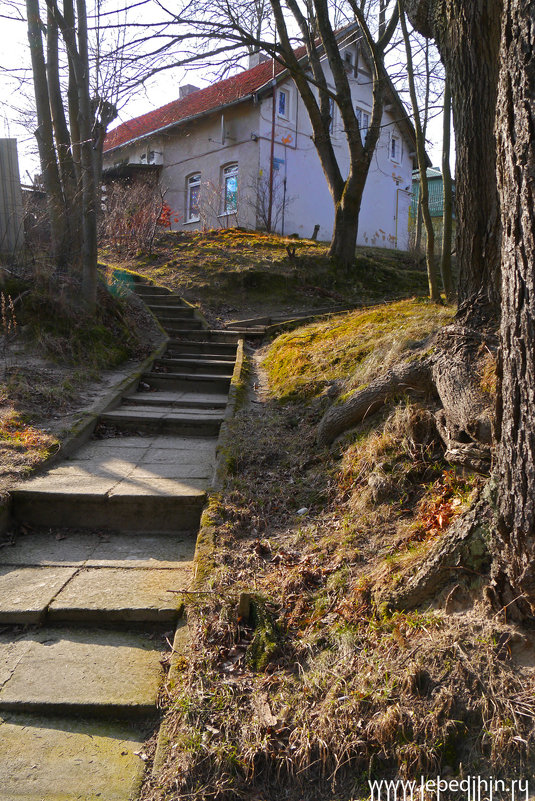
[103,57,284,153]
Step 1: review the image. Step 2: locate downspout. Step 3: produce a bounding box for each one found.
[267,53,276,233]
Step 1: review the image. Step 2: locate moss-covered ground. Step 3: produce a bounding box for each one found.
[100,228,430,325]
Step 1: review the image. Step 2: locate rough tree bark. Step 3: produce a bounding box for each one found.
[490,0,535,618]
[405,0,502,318]
[440,74,454,302]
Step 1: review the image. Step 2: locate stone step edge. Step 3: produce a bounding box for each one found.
[150,337,246,782]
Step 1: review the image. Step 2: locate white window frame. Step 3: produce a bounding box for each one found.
[355,107,369,144]
[186,172,201,222]
[277,88,290,120]
[389,132,402,164]
[222,163,238,215]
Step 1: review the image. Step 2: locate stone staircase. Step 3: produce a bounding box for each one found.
[0,282,241,800]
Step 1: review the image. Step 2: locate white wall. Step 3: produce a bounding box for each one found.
[103,51,415,249]
[255,58,414,248]
[104,105,261,232]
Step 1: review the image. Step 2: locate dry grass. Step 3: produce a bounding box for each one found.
[0,267,160,494]
[142,305,535,801]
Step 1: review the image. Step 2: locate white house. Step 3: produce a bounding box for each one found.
[103,31,417,249]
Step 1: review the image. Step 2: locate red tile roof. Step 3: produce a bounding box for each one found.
[104,59,288,153]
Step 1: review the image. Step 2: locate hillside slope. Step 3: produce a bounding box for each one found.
[141,298,535,800]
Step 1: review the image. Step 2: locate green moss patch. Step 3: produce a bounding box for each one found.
[263,298,453,401]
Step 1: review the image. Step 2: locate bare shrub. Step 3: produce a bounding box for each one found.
[99,181,174,254]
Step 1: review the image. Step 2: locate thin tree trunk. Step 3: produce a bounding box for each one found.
[440,73,454,302]
[76,0,98,309]
[26,0,67,266]
[46,6,79,262]
[64,0,81,186]
[493,0,535,617]
[399,6,440,302]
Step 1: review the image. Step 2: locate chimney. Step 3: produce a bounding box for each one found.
[248,51,270,69]
[179,84,200,99]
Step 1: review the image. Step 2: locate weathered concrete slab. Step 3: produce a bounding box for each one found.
[14,474,113,494]
[105,480,206,532]
[124,390,228,408]
[155,358,234,375]
[11,492,113,530]
[48,567,190,623]
[141,373,230,394]
[0,714,147,801]
[71,439,152,457]
[86,533,196,567]
[149,435,218,450]
[109,476,207,496]
[100,409,223,437]
[0,533,97,566]
[140,447,215,466]
[0,532,195,569]
[129,463,212,480]
[0,629,163,717]
[52,459,136,478]
[0,566,77,624]
[114,406,224,419]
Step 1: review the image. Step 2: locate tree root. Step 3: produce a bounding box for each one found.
[316,359,433,447]
[316,323,497,472]
[377,496,493,611]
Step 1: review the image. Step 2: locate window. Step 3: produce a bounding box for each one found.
[390,133,402,163]
[223,164,238,214]
[186,173,201,221]
[355,107,369,143]
[277,89,290,119]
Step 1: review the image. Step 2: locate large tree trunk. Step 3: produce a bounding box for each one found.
[328,173,366,269]
[440,74,454,302]
[405,0,502,321]
[492,0,535,618]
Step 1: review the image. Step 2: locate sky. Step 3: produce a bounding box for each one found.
[0,8,452,182]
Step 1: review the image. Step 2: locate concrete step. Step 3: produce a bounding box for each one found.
[167,335,239,349]
[134,283,171,295]
[0,565,189,626]
[0,713,148,801]
[156,317,204,331]
[165,342,237,359]
[163,327,240,340]
[0,628,163,719]
[140,372,231,393]
[124,391,228,409]
[100,407,223,437]
[146,299,193,311]
[11,469,207,533]
[154,357,235,376]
